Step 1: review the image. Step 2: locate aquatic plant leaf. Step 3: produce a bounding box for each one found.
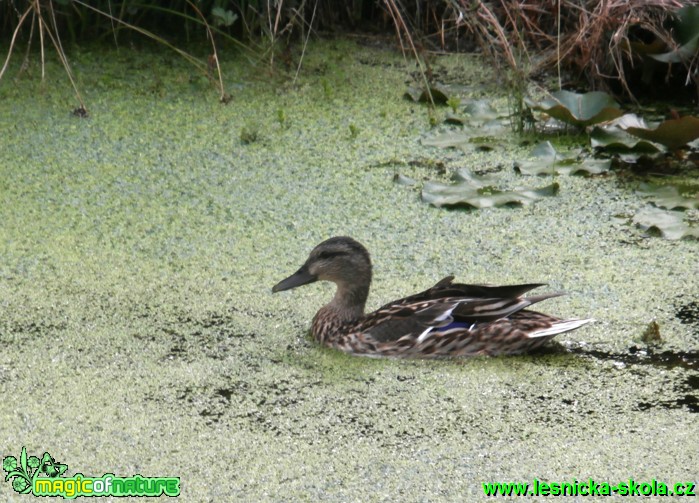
[633,208,699,240]
[637,183,699,210]
[404,86,423,102]
[422,181,559,209]
[624,116,699,150]
[674,6,699,44]
[515,161,559,176]
[452,168,498,187]
[651,41,699,63]
[590,114,663,151]
[516,159,609,176]
[571,159,612,175]
[530,141,557,159]
[650,6,699,63]
[609,113,648,129]
[423,122,505,152]
[514,141,610,176]
[393,174,417,186]
[525,90,624,127]
[445,100,501,125]
[515,141,564,175]
[404,84,449,104]
[463,99,500,120]
[473,120,508,136]
[421,131,471,152]
[445,113,468,125]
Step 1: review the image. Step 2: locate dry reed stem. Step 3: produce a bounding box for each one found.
[449,0,697,100]
[383,0,435,106]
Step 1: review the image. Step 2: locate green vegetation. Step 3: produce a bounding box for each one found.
[1,23,698,500]
[3,1,699,113]
[240,123,260,144]
[2,2,698,245]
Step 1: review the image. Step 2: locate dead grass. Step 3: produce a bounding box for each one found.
[447,0,698,101]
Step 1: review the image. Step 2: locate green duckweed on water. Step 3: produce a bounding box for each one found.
[0,39,697,500]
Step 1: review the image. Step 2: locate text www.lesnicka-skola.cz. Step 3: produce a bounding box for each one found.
[483,479,696,497]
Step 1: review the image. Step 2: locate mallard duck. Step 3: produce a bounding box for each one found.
[272,236,592,358]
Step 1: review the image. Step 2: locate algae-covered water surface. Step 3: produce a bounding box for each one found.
[1,40,697,500]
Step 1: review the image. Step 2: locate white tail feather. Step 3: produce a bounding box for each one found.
[528,318,594,338]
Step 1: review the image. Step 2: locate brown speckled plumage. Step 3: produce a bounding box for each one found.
[273,237,593,358]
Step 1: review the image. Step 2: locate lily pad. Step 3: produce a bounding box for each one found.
[445,100,503,126]
[444,114,468,125]
[623,116,699,151]
[525,90,624,127]
[570,159,612,175]
[463,100,500,120]
[591,114,663,152]
[421,130,471,152]
[514,141,611,176]
[637,183,699,210]
[404,84,449,104]
[633,207,699,240]
[421,176,559,209]
[650,6,699,64]
[451,167,498,187]
[422,123,506,152]
[393,173,417,186]
[453,99,501,121]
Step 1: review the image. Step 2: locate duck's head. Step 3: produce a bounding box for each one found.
[272,236,372,307]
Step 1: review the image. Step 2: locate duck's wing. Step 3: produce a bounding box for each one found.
[361,300,462,343]
[364,278,564,343]
[376,276,548,311]
[450,291,564,322]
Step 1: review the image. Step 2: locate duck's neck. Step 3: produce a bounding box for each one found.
[312,282,369,346]
[311,265,371,346]
[328,280,369,322]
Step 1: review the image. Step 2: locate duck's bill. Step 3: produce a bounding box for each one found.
[272,266,317,293]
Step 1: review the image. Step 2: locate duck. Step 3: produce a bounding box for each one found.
[272,236,592,358]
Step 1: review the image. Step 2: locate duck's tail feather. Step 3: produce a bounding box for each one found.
[528,318,594,338]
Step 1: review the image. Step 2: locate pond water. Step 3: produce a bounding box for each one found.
[0,39,697,500]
